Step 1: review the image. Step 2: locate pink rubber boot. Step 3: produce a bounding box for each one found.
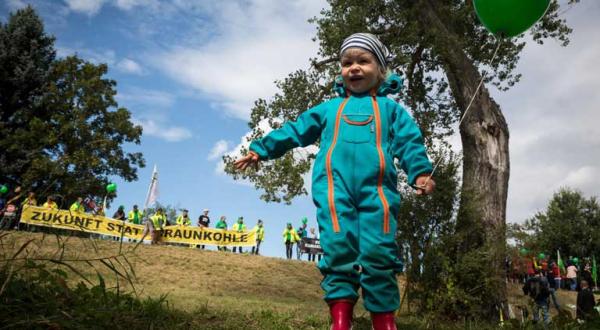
[371,312,397,330]
[329,300,354,330]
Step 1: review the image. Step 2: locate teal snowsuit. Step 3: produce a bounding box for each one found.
[249,74,432,312]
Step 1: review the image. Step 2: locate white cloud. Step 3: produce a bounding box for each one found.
[153,0,325,120]
[114,0,156,10]
[64,0,107,16]
[116,87,175,108]
[134,118,192,142]
[207,140,230,160]
[56,46,116,65]
[6,0,27,10]
[116,58,144,75]
[491,1,600,222]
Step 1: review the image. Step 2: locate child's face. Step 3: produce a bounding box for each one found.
[341,48,382,94]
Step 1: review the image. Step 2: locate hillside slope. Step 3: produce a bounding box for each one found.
[2,231,592,329]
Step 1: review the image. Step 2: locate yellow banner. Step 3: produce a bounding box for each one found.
[20,206,256,246]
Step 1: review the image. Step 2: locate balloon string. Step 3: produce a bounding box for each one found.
[420,39,503,189]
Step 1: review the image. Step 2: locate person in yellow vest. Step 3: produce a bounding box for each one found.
[69,197,85,213]
[42,196,58,209]
[149,208,167,245]
[21,191,37,208]
[251,219,265,255]
[232,216,246,253]
[128,205,143,225]
[176,209,192,226]
[282,222,300,260]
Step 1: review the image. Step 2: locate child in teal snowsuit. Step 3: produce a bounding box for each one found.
[236,33,435,330]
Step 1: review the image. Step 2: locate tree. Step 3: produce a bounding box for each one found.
[396,146,461,314]
[224,0,574,318]
[0,7,144,203]
[526,188,600,259]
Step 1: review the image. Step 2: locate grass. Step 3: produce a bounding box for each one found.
[1,231,599,329]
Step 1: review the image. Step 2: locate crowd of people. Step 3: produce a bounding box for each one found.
[511,254,600,325]
[0,184,324,260]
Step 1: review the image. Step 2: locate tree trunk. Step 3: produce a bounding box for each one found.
[418,0,510,319]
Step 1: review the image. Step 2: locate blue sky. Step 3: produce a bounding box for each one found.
[2,0,599,258]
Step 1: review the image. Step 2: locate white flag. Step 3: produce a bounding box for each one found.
[144,165,159,209]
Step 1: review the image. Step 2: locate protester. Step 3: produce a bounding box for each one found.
[231,217,246,253]
[128,205,143,225]
[0,186,23,230]
[251,219,265,255]
[215,216,228,251]
[235,32,435,329]
[42,196,58,209]
[176,209,192,226]
[110,205,124,220]
[21,191,37,207]
[69,197,85,213]
[576,280,598,321]
[296,220,308,260]
[96,205,105,217]
[197,209,211,249]
[0,187,6,211]
[198,209,210,227]
[567,262,578,291]
[282,223,299,260]
[523,270,551,326]
[308,227,322,262]
[148,208,166,245]
[551,261,562,290]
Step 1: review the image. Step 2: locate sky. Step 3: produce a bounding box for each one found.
[1,0,599,258]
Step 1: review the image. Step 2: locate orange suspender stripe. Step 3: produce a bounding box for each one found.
[371,96,391,234]
[325,97,350,233]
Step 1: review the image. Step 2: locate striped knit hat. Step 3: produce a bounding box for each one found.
[340,33,393,68]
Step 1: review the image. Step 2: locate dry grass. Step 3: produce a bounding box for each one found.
[3,231,334,320]
[5,231,598,329]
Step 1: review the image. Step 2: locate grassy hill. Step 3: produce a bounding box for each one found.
[0,231,595,329]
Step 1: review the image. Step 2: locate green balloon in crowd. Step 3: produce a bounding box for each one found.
[573,257,579,264]
[0,185,7,194]
[519,248,529,256]
[473,0,551,38]
[538,253,546,260]
[106,183,117,193]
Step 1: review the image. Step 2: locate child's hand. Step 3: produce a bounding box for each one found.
[414,174,435,195]
[234,151,260,171]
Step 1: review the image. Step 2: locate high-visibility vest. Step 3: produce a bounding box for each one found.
[254,226,265,241]
[128,210,143,224]
[282,228,299,243]
[232,222,246,232]
[43,201,58,209]
[176,215,191,226]
[69,202,85,213]
[150,213,166,229]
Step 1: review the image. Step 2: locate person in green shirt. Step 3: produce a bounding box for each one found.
[231,217,246,253]
[215,216,228,251]
[69,197,85,213]
[128,205,143,224]
[282,223,300,260]
[251,219,265,255]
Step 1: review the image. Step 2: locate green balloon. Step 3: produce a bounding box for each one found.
[519,248,529,256]
[573,257,579,264]
[538,253,546,260]
[0,185,7,194]
[474,0,551,38]
[106,183,117,193]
